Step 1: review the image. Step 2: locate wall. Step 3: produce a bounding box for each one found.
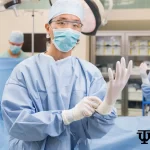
[0,10,89,60]
[107,9,150,21]
[1,8,150,61]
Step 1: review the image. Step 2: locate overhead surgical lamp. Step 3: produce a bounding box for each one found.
[0,0,40,16]
[0,0,22,16]
[49,0,113,35]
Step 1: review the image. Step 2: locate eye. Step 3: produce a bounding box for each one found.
[58,21,66,25]
[73,23,79,28]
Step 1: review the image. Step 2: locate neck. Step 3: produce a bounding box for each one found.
[8,49,21,58]
[45,43,72,61]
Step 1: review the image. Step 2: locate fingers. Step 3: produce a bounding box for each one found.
[85,98,100,109]
[126,60,133,79]
[83,96,102,110]
[115,61,121,81]
[120,57,126,79]
[108,68,114,81]
[140,62,144,69]
[114,57,132,82]
[121,57,126,69]
[140,62,148,70]
[88,96,102,105]
[82,103,95,117]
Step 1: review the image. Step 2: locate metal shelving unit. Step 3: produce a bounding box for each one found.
[90,31,150,116]
[125,32,150,116]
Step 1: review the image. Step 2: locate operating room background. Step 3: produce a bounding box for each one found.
[1,0,150,60]
[0,10,89,60]
[0,1,150,150]
[1,0,150,117]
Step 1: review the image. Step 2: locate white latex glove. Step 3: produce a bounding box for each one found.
[139,62,150,85]
[62,96,102,125]
[96,57,133,115]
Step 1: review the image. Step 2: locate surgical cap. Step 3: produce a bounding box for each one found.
[48,0,84,23]
[9,31,24,44]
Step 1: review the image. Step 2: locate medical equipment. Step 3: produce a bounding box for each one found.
[52,28,81,52]
[0,0,113,35]
[0,0,40,16]
[0,0,21,16]
[49,0,113,35]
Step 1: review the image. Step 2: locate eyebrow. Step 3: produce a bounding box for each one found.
[56,17,81,22]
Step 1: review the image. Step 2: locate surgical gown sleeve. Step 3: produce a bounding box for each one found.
[142,84,150,100]
[141,73,150,100]
[1,67,67,142]
[82,67,117,139]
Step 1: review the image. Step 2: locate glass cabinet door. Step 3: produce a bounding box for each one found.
[126,32,150,116]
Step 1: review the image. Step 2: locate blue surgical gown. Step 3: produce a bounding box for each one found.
[1,54,117,150]
[0,50,29,59]
[142,73,150,100]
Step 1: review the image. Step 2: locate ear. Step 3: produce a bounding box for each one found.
[45,24,50,33]
[45,23,54,40]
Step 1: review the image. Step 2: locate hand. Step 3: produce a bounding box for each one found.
[140,62,148,77]
[139,62,150,84]
[96,57,133,115]
[62,96,102,125]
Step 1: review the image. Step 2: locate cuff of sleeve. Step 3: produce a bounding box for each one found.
[62,109,74,125]
[96,100,114,115]
[141,77,150,85]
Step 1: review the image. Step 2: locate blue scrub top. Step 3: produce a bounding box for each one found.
[1,54,117,150]
[0,50,29,59]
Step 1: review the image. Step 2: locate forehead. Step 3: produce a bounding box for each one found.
[54,14,81,22]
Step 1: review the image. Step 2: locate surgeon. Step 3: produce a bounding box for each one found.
[1,0,133,149]
[0,31,29,59]
[140,62,150,100]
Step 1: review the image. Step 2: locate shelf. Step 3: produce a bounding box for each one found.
[130,74,141,79]
[128,99,142,102]
[101,73,109,78]
[96,55,121,56]
[128,55,150,57]
[102,72,141,79]
[128,108,142,116]
[129,46,150,48]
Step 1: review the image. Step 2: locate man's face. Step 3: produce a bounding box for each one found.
[45,14,82,40]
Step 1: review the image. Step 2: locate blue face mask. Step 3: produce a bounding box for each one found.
[10,45,21,54]
[52,28,80,52]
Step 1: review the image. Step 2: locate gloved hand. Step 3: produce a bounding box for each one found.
[139,62,150,85]
[62,96,102,125]
[96,57,133,115]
